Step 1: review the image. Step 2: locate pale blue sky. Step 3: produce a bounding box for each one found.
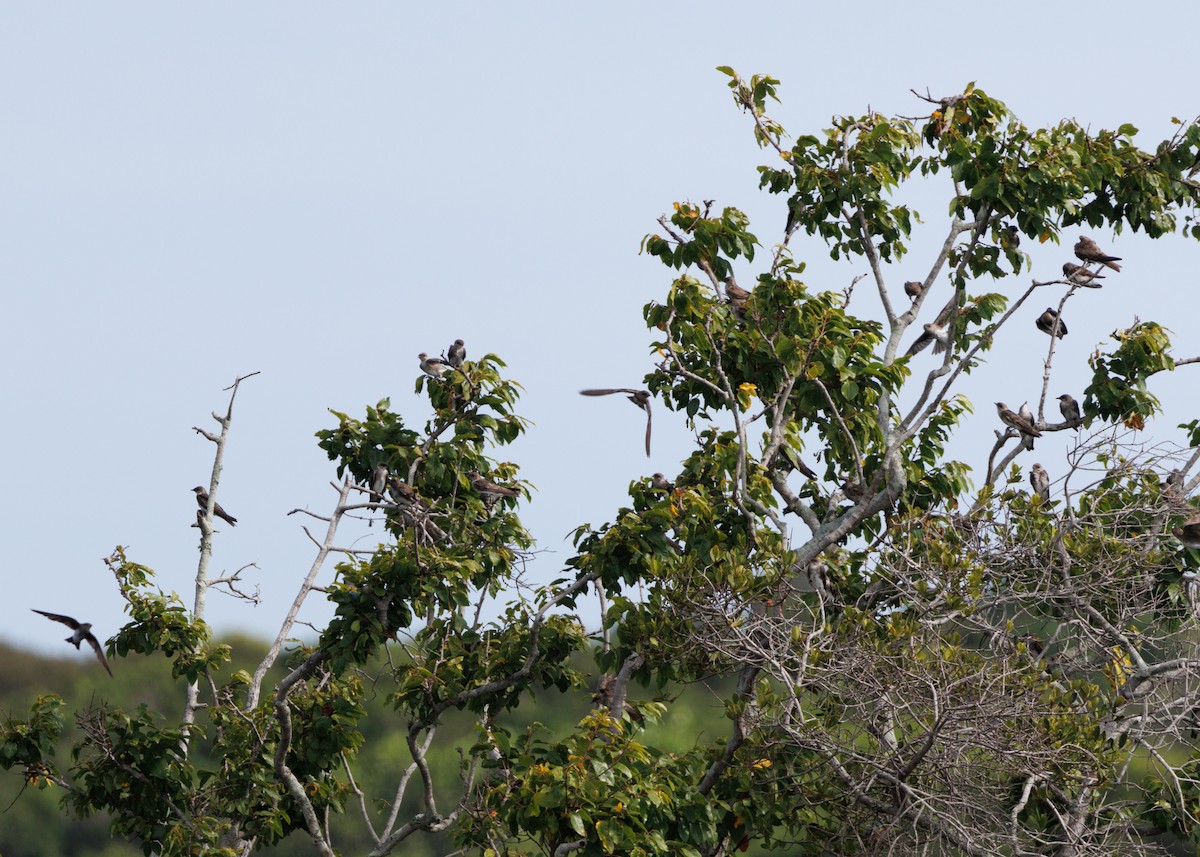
[3,3,1197,660]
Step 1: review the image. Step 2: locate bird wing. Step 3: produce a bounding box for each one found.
[84,632,113,677]
[32,609,81,630]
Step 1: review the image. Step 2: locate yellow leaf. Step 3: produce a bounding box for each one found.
[751,758,772,769]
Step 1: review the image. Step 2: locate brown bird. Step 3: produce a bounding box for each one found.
[1074,236,1122,272]
[724,278,751,315]
[904,280,924,299]
[1062,262,1104,288]
[1058,394,1081,428]
[905,295,958,357]
[1030,463,1050,502]
[775,447,819,480]
[467,469,520,501]
[1035,308,1067,338]
[579,388,652,457]
[996,402,1041,438]
[369,462,389,503]
[1173,516,1200,549]
[446,339,467,368]
[650,473,675,493]
[193,486,237,526]
[32,609,113,676]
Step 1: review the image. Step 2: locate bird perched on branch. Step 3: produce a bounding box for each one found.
[904,280,924,299]
[1058,394,1081,429]
[468,470,520,502]
[1062,263,1104,288]
[996,402,1041,439]
[419,353,450,378]
[1074,236,1122,272]
[579,388,653,456]
[1000,224,1020,251]
[193,486,237,526]
[447,339,467,368]
[724,277,751,315]
[1018,403,1037,450]
[650,473,675,493]
[1030,463,1050,502]
[1035,308,1067,338]
[31,609,112,676]
[1172,515,1200,549]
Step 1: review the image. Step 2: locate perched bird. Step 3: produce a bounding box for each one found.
[904,280,924,299]
[369,463,389,503]
[579,388,653,456]
[1058,394,1081,428]
[1062,262,1105,288]
[1030,463,1050,502]
[193,486,237,526]
[1018,402,1037,449]
[467,469,520,501]
[841,478,866,502]
[419,353,450,378]
[31,609,112,676]
[1074,236,1122,272]
[650,473,675,493]
[996,402,1041,438]
[447,339,467,368]
[1035,308,1067,338]
[387,476,417,503]
[1016,634,1046,657]
[724,278,751,314]
[1001,224,1020,250]
[1172,516,1200,549]
[775,447,819,480]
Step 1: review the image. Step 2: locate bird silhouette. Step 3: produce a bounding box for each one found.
[579,388,653,456]
[32,609,112,676]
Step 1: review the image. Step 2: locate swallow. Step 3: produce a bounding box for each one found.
[32,610,113,676]
[1001,224,1020,250]
[447,339,467,368]
[1058,394,1081,428]
[467,469,520,501]
[1074,236,1122,272]
[419,353,450,378]
[193,486,237,526]
[1018,402,1037,449]
[579,388,652,457]
[775,447,819,480]
[650,473,675,492]
[1030,463,1050,501]
[387,476,417,504]
[904,295,958,357]
[369,463,389,503]
[996,402,1041,438]
[903,281,924,299]
[841,478,865,502]
[1061,263,1104,288]
[724,278,751,314]
[1172,515,1200,549]
[1035,308,1067,338]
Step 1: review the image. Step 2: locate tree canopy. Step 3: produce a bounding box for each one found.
[7,71,1200,857]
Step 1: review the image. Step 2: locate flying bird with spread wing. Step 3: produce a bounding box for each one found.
[193,486,238,526]
[1074,236,1122,272]
[904,294,959,357]
[1035,308,1067,338]
[996,402,1041,439]
[579,388,652,456]
[32,609,113,676]
[1062,263,1104,288]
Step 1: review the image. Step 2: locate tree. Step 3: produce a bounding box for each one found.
[6,71,1200,856]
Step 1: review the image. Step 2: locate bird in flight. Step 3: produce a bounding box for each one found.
[1074,236,1122,272]
[579,388,652,456]
[193,486,237,526]
[32,609,113,676]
